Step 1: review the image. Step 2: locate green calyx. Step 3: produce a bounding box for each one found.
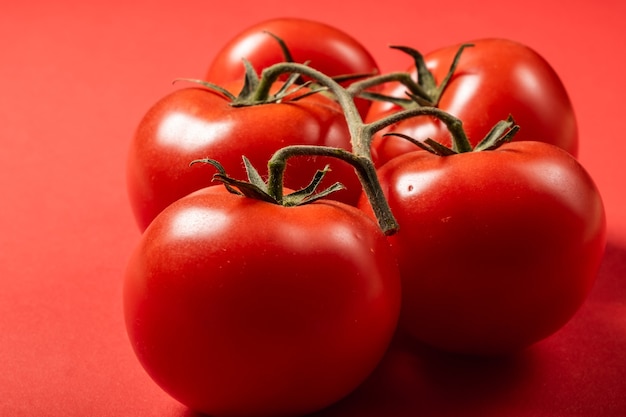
[190,157,344,207]
[383,114,520,156]
[358,43,473,108]
[175,62,319,108]
[174,31,321,107]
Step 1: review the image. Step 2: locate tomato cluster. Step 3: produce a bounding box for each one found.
[123,17,606,417]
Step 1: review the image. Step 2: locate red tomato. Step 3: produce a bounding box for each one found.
[206,17,379,117]
[366,39,578,165]
[358,141,606,355]
[127,80,360,231]
[124,185,401,417]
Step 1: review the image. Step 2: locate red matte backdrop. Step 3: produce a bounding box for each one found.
[1,0,625,416]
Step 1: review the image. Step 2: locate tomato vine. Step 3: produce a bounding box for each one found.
[232,60,515,235]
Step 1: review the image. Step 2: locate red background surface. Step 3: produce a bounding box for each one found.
[1,1,625,415]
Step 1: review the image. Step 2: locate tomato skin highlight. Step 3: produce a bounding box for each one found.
[358,141,606,355]
[124,186,401,417]
[367,38,578,166]
[127,81,361,232]
[206,17,380,117]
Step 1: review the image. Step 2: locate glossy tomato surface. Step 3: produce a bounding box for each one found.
[127,80,361,231]
[124,185,401,417]
[367,39,578,166]
[206,17,379,117]
[358,141,606,355]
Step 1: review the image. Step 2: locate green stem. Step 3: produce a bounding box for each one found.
[256,62,400,234]
[255,62,369,157]
[254,63,476,233]
[364,106,472,153]
[267,145,398,235]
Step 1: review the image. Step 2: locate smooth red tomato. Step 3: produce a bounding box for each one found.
[358,141,606,355]
[366,39,578,166]
[127,80,361,231]
[206,17,379,117]
[124,185,401,417]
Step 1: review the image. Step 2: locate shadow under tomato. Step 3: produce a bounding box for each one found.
[307,331,539,417]
[181,411,204,417]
